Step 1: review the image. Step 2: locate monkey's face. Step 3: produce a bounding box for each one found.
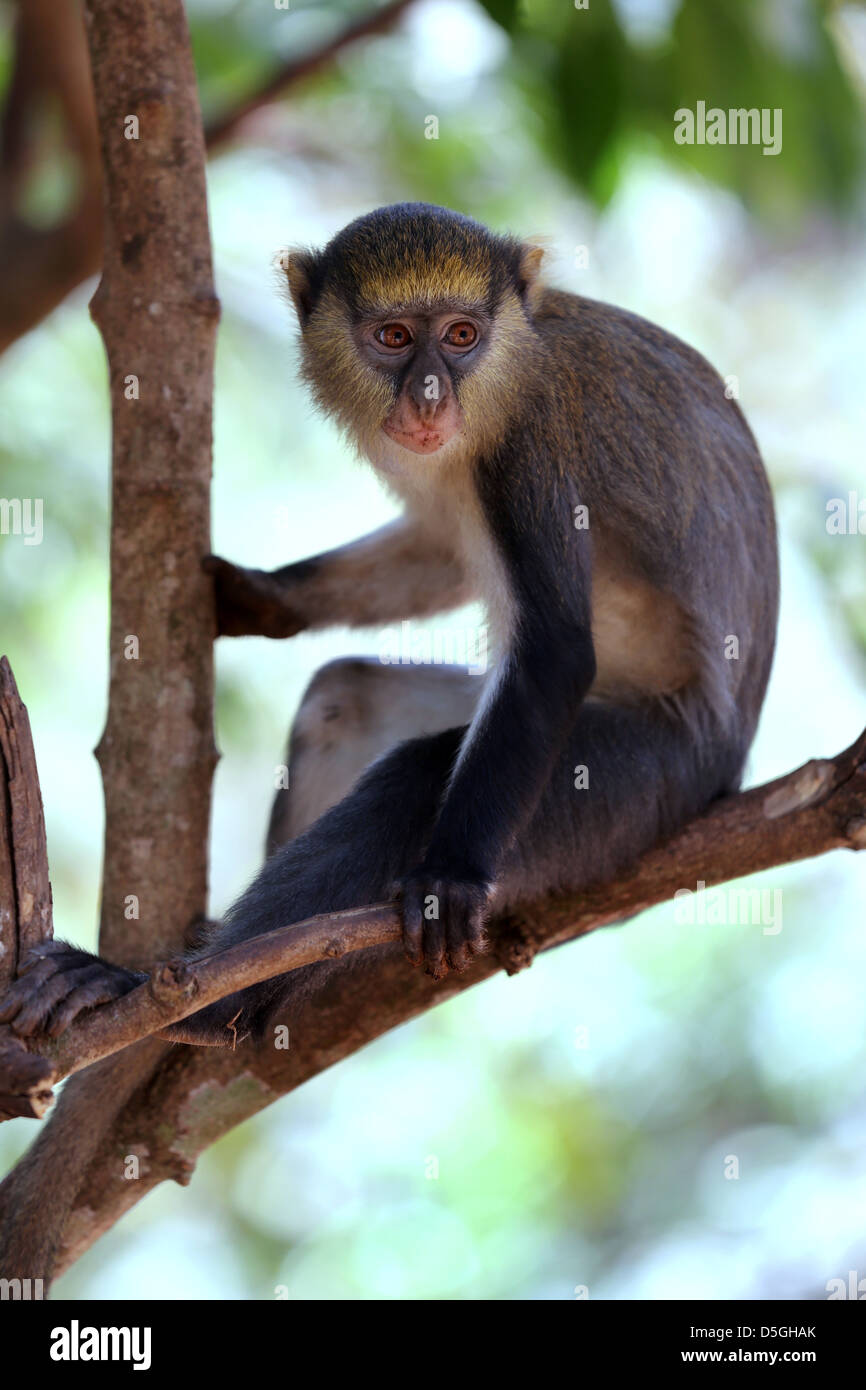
[283,204,544,461]
[354,307,488,455]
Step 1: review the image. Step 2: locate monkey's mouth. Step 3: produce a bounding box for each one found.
[382,422,451,455]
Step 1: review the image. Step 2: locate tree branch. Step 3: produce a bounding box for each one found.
[0,0,416,355]
[0,0,104,355]
[0,656,52,981]
[204,0,415,152]
[0,0,218,1287]
[0,657,54,1119]
[3,727,864,1108]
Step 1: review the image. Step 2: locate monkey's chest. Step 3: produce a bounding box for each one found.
[393,458,518,658]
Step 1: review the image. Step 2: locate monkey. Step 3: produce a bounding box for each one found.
[0,202,778,1048]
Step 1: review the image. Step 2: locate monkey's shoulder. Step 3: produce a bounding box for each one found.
[534,287,724,389]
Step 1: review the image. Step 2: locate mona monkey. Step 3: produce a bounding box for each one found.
[0,203,778,1046]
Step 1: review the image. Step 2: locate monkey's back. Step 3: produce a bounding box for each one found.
[530,288,779,743]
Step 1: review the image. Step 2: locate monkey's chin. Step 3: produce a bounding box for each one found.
[381,424,455,456]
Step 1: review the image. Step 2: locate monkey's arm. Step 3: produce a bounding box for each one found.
[400,465,596,975]
[207,516,473,637]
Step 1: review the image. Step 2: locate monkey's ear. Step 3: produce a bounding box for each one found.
[516,241,547,309]
[280,248,321,326]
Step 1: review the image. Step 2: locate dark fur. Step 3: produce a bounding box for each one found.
[290,202,527,320]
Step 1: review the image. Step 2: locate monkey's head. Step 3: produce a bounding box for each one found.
[282,204,544,463]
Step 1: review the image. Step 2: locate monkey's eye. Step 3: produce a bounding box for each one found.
[376,323,413,349]
[442,321,478,349]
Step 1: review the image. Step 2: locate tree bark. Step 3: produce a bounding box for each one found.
[0,658,55,1119]
[0,657,52,983]
[0,0,218,1287]
[86,0,218,966]
[0,0,103,355]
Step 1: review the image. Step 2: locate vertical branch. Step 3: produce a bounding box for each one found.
[0,0,218,1283]
[85,0,219,965]
[0,656,52,984]
[0,0,103,355]
[0,657,55,1120]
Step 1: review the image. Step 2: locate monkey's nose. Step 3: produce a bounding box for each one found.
[408,370,451,421]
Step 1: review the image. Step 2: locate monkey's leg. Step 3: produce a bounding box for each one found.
[495,696,743,912]
[202,694,738,1031]
[182,694,738,1036]
[191,724,466,1036]
[267,657,482,851]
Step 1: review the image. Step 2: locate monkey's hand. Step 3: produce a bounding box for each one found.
[203,555,308,638]
[0,941,145,1038]
[399,866,491,979]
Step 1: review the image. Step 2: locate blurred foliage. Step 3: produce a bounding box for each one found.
[185,0,866,220]
[494,0,865,213]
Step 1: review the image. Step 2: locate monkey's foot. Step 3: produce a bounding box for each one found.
[0,941,145,1038]
[399,869,490,978]
[203,555,307,638]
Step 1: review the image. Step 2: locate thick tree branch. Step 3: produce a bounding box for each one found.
[0,656,52,981]
[3,727,864,1109]
[0,0,218,1287]
[0,657,54,1119]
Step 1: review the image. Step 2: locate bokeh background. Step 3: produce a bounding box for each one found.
[1,0,865,1299]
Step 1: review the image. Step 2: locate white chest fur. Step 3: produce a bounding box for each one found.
[365,435,516,661]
